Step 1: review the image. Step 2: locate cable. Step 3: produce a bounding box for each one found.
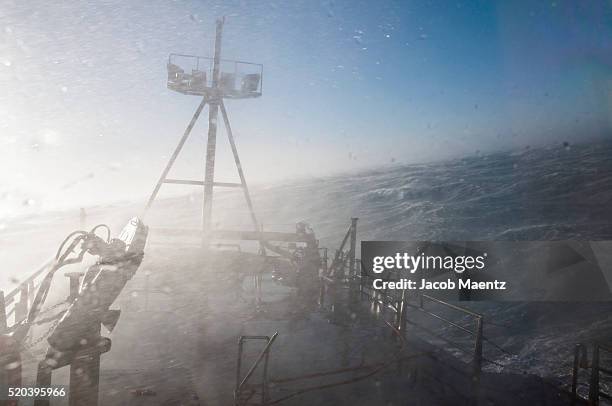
[90,224,111,243]
[55,230,87,260]
[14,229,90,343]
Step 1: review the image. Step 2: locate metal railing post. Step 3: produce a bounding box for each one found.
[69,349,102,406]
[589,344,600,405]
[236,333,278,405]
[0,291,6,334]
[28,279,35,307]
[319,277,325,308]
[397,288,407,336]
[331,278,337,317]
[322,248,328,273]
[360,260,366,298]
[571,343,587,404]
[262,346,271,404]
[15,284,29,323]
[256,273,263,307]
[473,316,483,381]
[235,337,244,404]
[348,218,358,278]
[34,362,53,406]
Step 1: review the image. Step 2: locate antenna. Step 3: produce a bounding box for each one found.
[144,17,263,246]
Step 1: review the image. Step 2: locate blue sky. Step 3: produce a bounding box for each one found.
[0,0,610,217]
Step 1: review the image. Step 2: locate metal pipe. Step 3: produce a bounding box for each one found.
[348,218,358,277]
[329,226,352,279]
[322,248,328,273]
[319,277,325,308]
[34,363,52,406]
[240,336,271,340]
[15,284,29,323]
[262,345,271,404]
[421,293,482,317]
[404,303,477,336]
[70,351,101,406]
[590,344,600,405]
[4,257,53,303]
[202,101,219,239]
[472,316,483,381]
[238,332,278,393]
[168,53,262,68]
[143,97,207,214]
[201,18,224,241]
[397,288,407,335]
[220,101,261,244]
[0,291,6,333]
[235,338,245,401]
[572,343,587,404]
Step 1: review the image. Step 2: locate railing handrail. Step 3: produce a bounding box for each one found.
[420,293,483,318]
[321,231,485,382]
[169,53,264,68]
[406,301,479,337]
[357,275,483,330]
[347,272,485,379]
[235,332,278,405]
[4,256,54,303]
[238,332,278,389]
[0,256,56,331]
[571,342,612,405]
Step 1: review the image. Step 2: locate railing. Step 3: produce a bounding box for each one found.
[357,274,484,380]
[316,216,497,385]
[0,257,55,333]
[1,208,90,334]
[168,53,263,98]
[321,218,357,281]
[406,293,484,379]
[235,332,278,406]
[572,342,612,405]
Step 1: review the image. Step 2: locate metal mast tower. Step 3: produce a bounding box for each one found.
[144,17,263,245]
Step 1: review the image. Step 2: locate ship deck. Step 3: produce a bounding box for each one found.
[18,245,580,405]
